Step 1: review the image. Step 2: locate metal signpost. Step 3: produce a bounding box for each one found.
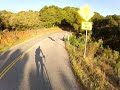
[78,5,94,58]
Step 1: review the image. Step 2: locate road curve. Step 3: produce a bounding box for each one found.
[0,31,80,90]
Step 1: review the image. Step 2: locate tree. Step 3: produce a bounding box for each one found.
[0,10,13,31]
[92,14,120,51]
[39,5,66,28]
[63,6,81,32]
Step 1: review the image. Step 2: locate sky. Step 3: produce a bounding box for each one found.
[0,0,120,16]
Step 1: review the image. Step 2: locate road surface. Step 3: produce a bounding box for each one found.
[0,31,80,90]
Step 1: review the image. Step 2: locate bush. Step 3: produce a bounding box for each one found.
[87,39,103,59]
[66,42,116,90]
[115,59,120,83]
[95,47,119,68]
[69,35,80,47]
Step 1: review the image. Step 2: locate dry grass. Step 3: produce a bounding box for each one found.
[0,27,62,53]
[66,42,117,90]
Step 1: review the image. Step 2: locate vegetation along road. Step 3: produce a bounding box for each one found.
[0,31,80,90]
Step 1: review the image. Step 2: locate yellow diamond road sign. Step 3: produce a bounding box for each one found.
[78,5,94,21]
[81,22,92,30]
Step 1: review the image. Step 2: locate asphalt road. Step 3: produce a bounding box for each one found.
[0,31,80,90]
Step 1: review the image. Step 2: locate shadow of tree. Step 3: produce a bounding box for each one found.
[0,50,11,61]
[59,71,80,90]
[48,37,56,42]
[0,50,11,69]
[0,49,22,74]
[34,46,52,90]
[0,49,29,90]
[48,37,64,48]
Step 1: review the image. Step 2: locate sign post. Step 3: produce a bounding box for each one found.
[84,30,87,58]
[78,5,94,58]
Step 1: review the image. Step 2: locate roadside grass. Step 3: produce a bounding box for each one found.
[0,27,62,53]
[65,39,119,90]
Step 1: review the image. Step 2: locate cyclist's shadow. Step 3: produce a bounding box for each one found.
[35,46,52,90]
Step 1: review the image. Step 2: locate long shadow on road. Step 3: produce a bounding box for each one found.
[0,49,29,90]
[31,46,52,90]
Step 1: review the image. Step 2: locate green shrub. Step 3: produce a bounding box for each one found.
[69,34,80,47]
